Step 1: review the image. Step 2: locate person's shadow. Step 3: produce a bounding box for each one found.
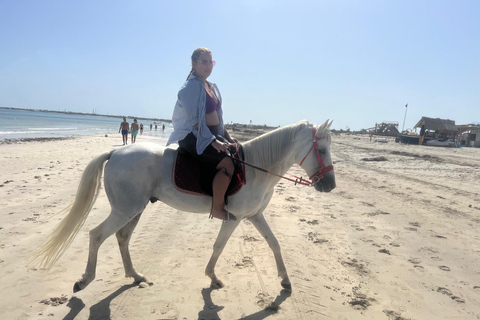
[197,287,291,320]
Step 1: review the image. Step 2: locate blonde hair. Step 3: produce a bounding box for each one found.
[186,47,212,80]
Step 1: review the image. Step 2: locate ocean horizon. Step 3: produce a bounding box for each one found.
[0,108,172,142]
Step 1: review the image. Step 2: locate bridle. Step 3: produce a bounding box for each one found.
[229,126,333,187]
[297,127,334,185]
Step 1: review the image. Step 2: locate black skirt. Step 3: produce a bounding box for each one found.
[178,124,229,168]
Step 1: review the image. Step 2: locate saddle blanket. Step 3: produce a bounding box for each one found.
[173,144,246,197]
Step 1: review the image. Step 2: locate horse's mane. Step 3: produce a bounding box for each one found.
[243,121,311,169]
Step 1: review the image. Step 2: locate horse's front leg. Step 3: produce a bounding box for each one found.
[248,212,291,291]
[205,220,240,289]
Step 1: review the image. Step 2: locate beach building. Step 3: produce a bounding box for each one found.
[456,124,480,147]
[373,121,400,137]
[414,117,457,139]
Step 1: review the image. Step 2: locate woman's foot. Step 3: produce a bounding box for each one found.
[210,207,237,221]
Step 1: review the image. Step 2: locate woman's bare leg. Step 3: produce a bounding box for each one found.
[210,157,236,221]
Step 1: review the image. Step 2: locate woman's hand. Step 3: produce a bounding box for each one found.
[211,139,228,153]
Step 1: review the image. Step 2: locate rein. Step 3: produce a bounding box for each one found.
[228,155,313,186]
[229,126,334,187]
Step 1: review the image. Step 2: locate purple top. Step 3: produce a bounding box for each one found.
[205,90,221,114]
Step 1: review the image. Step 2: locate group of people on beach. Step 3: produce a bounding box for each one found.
[119,118,166,145]
[118,118,143,145]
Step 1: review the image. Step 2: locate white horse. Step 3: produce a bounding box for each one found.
[34,120,335,293]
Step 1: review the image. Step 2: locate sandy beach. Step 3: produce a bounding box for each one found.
[1,131,479,320]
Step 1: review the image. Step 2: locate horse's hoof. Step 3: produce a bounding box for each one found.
[73,282,83,293]
[281,281,292,291]
[132,274,148,284]
[211,279,225,289]
[135,279,154,286]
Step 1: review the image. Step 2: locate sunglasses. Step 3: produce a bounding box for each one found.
[199,59,215,67]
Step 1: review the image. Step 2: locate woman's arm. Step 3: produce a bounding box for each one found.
[223,128,235,144]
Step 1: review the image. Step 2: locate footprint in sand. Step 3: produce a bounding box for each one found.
[378,249,391,255]
[437,287,452,296]
[408,258,421,265]
[235,257,254,269]
[439,265,451,271]
[307,232,329,244]
[241,236,260,242]
[289,205,300,212]
[451,296,465,303]
[383,310,409,320]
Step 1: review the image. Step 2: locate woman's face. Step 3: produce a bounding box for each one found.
[193,52,215,80]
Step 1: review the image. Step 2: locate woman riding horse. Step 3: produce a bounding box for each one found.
[167,47,237,221]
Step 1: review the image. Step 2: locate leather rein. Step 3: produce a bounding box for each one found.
[229,127,334,187]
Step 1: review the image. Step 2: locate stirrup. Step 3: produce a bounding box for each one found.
[223,211,231,223]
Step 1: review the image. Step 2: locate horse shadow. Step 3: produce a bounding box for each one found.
[61,296,85,320]
[64,284,136,320]
[64,284,290,319]
[198,287,291,320]
[88,283,137,319]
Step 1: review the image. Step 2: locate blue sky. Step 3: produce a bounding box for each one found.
[1,0,478,130]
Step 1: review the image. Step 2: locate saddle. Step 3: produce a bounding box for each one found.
[173,143,246,198]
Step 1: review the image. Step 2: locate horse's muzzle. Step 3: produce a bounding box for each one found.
[313,172,336,192]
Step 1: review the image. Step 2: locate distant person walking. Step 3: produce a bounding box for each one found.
[150,123,153,130]
[131,119,139,144]
[162,124,165,131]
[140,123,144,135]
[119,117,129,145]
[419,121,426,145]
[155,124,158,130]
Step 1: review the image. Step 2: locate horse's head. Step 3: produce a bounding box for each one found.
[296,120,336,192]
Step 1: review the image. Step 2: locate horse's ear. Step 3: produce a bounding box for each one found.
[316,119,330,137]
[328,120,333,129]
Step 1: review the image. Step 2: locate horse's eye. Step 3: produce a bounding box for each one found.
[319,149,327,155]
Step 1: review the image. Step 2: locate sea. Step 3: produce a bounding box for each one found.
[0,108,172,142]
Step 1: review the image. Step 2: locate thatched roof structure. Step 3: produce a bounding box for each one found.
[414,117,457,132]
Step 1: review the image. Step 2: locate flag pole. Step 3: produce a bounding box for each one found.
[402,103,408,133]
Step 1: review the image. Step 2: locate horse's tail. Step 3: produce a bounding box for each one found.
[32,150,114,270]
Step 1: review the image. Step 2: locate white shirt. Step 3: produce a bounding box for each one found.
[167,75,225,154]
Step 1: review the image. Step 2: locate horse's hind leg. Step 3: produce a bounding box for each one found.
[115,212,149,284]
[73,211,133,293]
[248,212,291,291]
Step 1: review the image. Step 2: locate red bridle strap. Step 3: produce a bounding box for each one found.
[298,127,334,183]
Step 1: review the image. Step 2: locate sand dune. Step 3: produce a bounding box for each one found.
[0,133,479,319]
